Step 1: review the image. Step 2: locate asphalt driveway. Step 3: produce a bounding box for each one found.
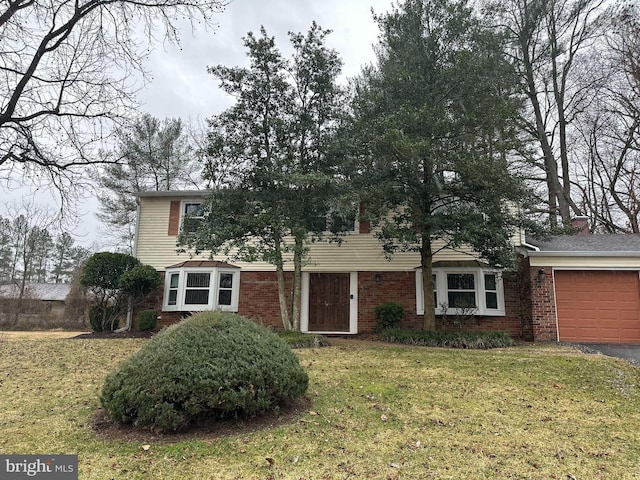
[575,343,640,364]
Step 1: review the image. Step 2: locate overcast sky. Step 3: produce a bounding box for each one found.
[4,0,395,249]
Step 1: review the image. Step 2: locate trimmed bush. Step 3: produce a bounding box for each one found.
[100,311,309,432]
[137,309,157,331]
[374,301,404,331]
[277,330,330,348]
[380,328,515,349]
[88,304,119,332]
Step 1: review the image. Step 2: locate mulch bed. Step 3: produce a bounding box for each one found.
[71,330,157,340]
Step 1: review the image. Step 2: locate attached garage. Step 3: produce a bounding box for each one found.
[526,231,640,344]
[554,270,640,343]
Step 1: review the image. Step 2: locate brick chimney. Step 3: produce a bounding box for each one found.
[571,216,590,235]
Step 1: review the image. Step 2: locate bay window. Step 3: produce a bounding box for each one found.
[163,264,240,312]
[416,266,504,316]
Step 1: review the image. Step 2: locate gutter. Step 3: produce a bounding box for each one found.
[519,229,540,253]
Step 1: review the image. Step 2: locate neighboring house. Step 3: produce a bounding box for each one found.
[0,283,72,328]
[133,192,640,344]
[0,283,71,313]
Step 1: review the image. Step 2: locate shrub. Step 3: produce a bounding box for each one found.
[137,309,157,331]
[374,301,404,331]
[277,330,330,348]
[379,328,515,349]
[88,304,119,332]
[119,265,162,301]
[100,311,309,432]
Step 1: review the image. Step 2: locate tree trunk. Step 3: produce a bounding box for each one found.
[273,236,292,330]
[421,233,436,331]
[291,234,304,331]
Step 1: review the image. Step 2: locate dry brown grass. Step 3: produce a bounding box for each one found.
[0,330,88,340]
[1,337,640,479]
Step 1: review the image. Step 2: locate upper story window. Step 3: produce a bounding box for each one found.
[181,201,204,234]
[416,266,505,316]
[311,204,359,234]
[163,262,240,312]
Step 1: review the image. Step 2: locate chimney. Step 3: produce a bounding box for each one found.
[571,216,590,235]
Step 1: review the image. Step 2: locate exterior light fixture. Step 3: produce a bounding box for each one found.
[538,269,546,282]
[375,273,382,285]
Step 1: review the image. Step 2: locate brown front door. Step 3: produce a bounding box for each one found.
[308,273,351,332]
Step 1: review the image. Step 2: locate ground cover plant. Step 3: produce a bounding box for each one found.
[380,328,515,349]
[1,334,640,478]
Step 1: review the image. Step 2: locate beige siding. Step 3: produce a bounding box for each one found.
[135,196,506,271]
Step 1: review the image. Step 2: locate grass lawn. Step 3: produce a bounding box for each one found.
[1,336,640,479]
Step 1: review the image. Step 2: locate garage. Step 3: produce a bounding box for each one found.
[554,270,640,343]
[526,231,640,343]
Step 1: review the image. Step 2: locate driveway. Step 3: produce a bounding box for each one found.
[575,343,640,364]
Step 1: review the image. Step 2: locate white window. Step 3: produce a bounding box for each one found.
[163,267,240,312]
[311,203,359,234]
[180,201,204,234]
[416,267,505,316]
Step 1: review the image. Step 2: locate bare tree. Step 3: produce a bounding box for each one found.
[0,0,226,207]
[574,2,640,233]
[489,0,607,226]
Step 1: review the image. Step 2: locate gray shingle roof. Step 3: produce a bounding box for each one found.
[528,234,640,253]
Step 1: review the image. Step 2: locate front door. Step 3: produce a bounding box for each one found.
[308,273,351,332]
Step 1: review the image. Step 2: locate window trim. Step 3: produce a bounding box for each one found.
[179,199,204,234]
[415,267,505,316]
[163,266,240,312]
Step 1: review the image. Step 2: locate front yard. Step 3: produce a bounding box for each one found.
[1,335,639,479]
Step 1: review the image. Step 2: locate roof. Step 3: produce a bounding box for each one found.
[133,190,208,198]
[528,234,640,257]
[0,283,71,301]
[166,260,240,269]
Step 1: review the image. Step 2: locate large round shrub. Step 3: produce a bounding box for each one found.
[100,311,309,432]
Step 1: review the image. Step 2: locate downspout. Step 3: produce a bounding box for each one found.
[518,228,539,342]
[132,197,142,257]
[519,229,540,253]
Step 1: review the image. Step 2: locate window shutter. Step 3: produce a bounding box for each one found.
[168,201,181,235]
[358,203,370,234]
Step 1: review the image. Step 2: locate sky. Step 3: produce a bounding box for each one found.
[3,0,396,250]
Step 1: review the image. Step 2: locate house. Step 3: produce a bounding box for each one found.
[133,192,640,344]
[0,283,72,328]
[134,190,528,337]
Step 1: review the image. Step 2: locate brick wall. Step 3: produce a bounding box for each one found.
[237,271,293,329]
[358,271,422,331]
[142,268,535,338]
[528,264,558,341]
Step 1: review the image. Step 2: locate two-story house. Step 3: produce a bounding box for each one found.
[133,191,640,344]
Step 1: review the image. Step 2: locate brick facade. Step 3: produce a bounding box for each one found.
[142,268,534,339]
[237,271,294,329]
[526,259,558,341]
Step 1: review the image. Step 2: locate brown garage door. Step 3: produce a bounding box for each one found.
[554,270,640,343]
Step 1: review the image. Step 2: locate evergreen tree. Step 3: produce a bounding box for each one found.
[180,23,349,330]
[350,0,534,330]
